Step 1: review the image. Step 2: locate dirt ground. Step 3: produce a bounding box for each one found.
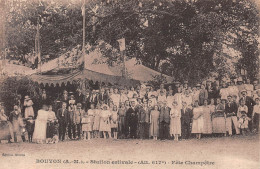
[0,134,259,169]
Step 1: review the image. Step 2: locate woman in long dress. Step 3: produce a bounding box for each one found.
[191,100,204,139]
[24,96,34,119]
[33,105,49,143]
[99,105,111,139]
[150,105,160,140]
[93,104,101,138]
[170,101,181,141]
[212,98,226,136]
[202,99,213,135]
[173,87,183,109]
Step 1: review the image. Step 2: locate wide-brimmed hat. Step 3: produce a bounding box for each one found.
[196,84,201,87]
[24,95,31,101]
[241,90,247,94]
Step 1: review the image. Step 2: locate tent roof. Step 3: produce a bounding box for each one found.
[29,69,138,87]
[109,58,174,83]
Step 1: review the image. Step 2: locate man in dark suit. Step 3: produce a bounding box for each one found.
[56,102,69,141]
[225,95,239,135]
[98,88,108,105]
[75,89,84,108]
[240,90,255,131]
[181,101,193,139]
[126,101,138,139]
[159,101,171,140]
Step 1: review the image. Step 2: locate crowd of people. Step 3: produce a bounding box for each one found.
[0,77,260,143]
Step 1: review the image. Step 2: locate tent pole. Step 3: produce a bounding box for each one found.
[82,0,86,68]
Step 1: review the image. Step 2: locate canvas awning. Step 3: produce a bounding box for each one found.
[29,69,139,87]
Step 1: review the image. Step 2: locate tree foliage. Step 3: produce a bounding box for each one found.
[3,0,260,83]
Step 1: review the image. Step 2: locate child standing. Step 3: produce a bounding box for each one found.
[111,105,119,139]
[83,103,94,140]
[191,100,204,139]
[150,105,160,140]
[237,99,250,135]
[99,105,111,139]
[93,104,101,138]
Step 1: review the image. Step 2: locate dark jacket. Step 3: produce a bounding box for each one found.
[181,108,193,124]
[225,102,238,117]
[159,107,171,123]
[56,108,69,125]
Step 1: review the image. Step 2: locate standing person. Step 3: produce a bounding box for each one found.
[182,89,193,108]
[170,101,181,141]
[82,103,92,140]
[228,80,239,103]
[111,105,119,139]
[252,98,260,133]
[240,90,255,132]
[7,105,21,142]
[150,105,160,140]
[159,101,171,140]
[99,105,111,139]
[225,95,240,136]
[73,103,83,139]
[138,103,146,139]
[212,98,226,136]
[202,99,213,136]
[68,99,76,139]
[81,109,89,140]
[181,101,193,139]
[57,102,69,141]
[98,88,108,105]
[33,104,49,144]
[118,102,127,138]
[24,96,34,119]
[220,82,229,101]
[191,100,204,139]
[46,105,58,143]
[199,84,208,106]
[166,90,174,108]
[237,99,250,135]
[75,89,85,109]
[142,101,150,139]
[212,81,221,100]
[110,88,120,108]
[173,87,183,109]
[93,104,101,138]
[126,101,138,139]
[158,90,167,103]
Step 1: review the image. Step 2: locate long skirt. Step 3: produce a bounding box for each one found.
[212,117,226,133]
[170,117,181,135]
[192,116,204,134]
[46,122,55,138]
[203,116,213,134]
[139,123,146,139]
[93,116,100,131]
[99,119,111,132]
[150,121,159,137]
[33,119,47,142]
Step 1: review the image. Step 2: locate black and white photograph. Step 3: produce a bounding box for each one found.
[0,0,259,169]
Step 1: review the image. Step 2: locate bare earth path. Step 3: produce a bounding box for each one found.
[0,135,259,169]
